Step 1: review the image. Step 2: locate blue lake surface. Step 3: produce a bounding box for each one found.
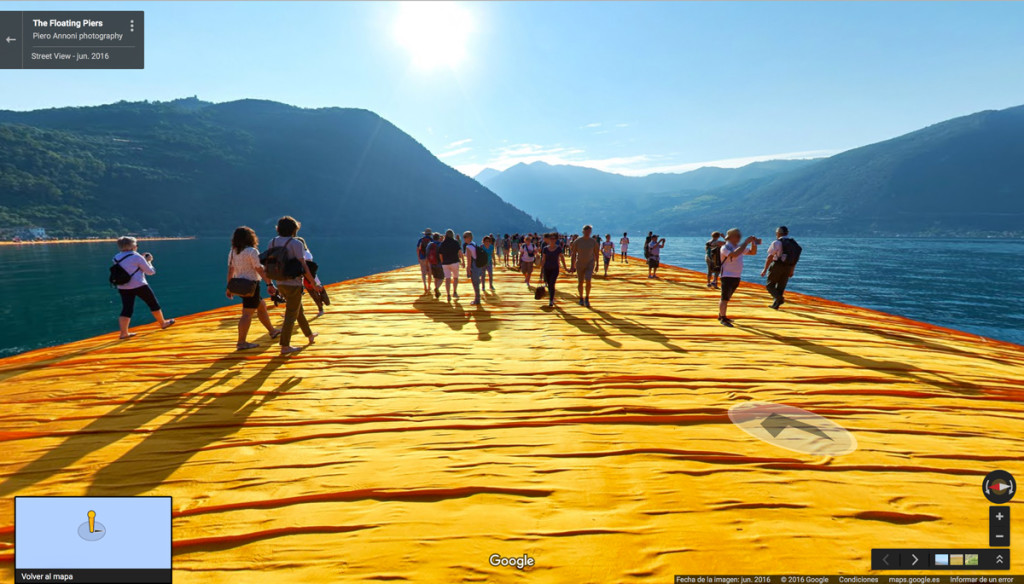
[1,236,1022,357]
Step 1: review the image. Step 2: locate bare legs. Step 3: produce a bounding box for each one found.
[119,310,174,340]
[237,302,278,349]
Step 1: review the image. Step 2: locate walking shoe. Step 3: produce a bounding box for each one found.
[719,316,734,327]
[585,299,591,308]
[435,289,441,299]
[579,298,585,306]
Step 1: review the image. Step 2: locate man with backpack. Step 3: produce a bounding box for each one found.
[760,225,802,310]
[439,229,462,303]
[426,232,444,299]
[416,228,434,294]
[462,231,488,306]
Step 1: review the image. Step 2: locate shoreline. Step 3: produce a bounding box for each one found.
[0,236,196,247]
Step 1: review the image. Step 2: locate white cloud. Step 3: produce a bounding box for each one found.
[582,122,602,129]
[437,146,472,159]
[444,138,472,148]
[615,123,629,128]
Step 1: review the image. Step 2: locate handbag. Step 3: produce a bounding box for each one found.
[227,278,259,298]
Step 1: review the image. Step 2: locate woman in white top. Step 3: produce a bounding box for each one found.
[227,226,281,350]
[519,236,538,287]
[619,232,630,263]
[112,236,175,339]
[295,237,329,316]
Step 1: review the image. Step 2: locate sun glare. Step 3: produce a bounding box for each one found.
[394,2,473,71]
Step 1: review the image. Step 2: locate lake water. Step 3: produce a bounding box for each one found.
[2,236,1022,357]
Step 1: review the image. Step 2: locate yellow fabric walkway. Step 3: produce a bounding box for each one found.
[1,258,1021,582]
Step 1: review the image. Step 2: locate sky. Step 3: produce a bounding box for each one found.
[3,1,1024,177]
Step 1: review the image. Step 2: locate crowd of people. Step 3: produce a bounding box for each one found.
[110,218,802,354]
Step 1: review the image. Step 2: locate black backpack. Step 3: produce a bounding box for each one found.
[471,244,489,268]
[776,238,802,267]
[705,242,722,268]
[109,255,139,287]
[260,238,303,280]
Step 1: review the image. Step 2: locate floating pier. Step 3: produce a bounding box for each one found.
[1,259,1021,581]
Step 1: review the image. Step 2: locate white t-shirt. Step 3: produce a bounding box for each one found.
[766,237,789,262]
[112,251,155,290]
[720,242,745,278]
[648,241,662,259]
[520,244,536,263]
[228,247,262,281]
[619,237,629,251]
[601,241,615,258]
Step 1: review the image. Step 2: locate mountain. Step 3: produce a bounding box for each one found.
[0,99,545,238]
[473,167,502,184]
[475,159,818,231]
[659,105,1024,235]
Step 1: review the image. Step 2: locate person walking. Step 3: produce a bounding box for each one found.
[295,237,329,317]
[619,232,630,263]
[570,224,600,308]
[502,234,511,267]
[267,216,318,355]
[647,234,666,278]
[705,231,725,289]
[483,234,497,291]
[415,228,434,294]
[760,225,802,310]
[539,232,568,307]
[111,236,175,339]
[426,232,445,298]
[520,235,538,287]
[601,234,615,277]
[226,226,281,350]
[439,229,462,302]
[462,231,486,306]
[643,231,654,263]
[718,228,760,326]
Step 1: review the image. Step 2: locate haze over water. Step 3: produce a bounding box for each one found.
[2,236,1021,358]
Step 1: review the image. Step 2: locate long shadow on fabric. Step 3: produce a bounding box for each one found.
[794,310,1019,368]
[471,303,501,341]
[412,292,501,340]
[87,358,298,496]
[553,304,623,348]
[737,323,986,395]
[412,295,471,332]
[0,348,275,497]
[589,305,687,353]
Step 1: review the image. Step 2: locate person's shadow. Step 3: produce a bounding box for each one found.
[0,347,279,498]
[413,294,500,340]
[87,357,298,496]
[737,322,985,395]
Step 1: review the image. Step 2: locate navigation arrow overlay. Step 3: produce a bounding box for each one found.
[5,36,15,44]
[883,554,891,567]
[760,412,834,441]
[912,554,919,566]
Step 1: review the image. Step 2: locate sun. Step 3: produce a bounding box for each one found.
[394,2,473,71]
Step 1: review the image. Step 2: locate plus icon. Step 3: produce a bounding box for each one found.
[996,511,1005,521]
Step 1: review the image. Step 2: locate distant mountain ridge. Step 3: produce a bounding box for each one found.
[479,105,1024,236]
[0,98,545,238]
[659,105,1024,235]
[475,159,818,231]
